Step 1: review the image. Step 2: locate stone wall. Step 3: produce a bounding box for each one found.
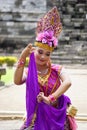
[47,0,87,65]
[0,0,87,65]
[0,0,46,51]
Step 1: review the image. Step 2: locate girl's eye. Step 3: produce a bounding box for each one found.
[38,50,43,54]
[46,53,50,56]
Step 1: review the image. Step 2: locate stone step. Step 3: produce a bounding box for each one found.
[63,0,77,3]
[64,29,85,34]
[52,56,87,65]
[76,3,86,11]
[52,59,87,65]
[0,12,44,22]
[0,21,36,28]
[69,32,87,40]
[0,0,46,13]
[51,55,85,61]
[0,21,36,36]
[0,35,35,49]
[52,60,72,65]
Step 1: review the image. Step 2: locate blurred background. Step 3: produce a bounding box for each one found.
[0,0,87,64]
[0,0,87,127]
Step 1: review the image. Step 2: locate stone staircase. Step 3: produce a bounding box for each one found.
[0,0,46,51]
[50,0,87,65]
[0,0,87,65]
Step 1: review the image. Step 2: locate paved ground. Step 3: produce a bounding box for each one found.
[0,67,87,129]
[0,119,87,130]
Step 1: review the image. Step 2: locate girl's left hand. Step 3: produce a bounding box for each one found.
[37,92,50,105]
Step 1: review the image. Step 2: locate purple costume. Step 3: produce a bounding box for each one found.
[20,7,77,130]
[25,53,71,130]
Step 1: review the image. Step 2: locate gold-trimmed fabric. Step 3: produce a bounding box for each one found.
[38,66,51,86]
[35,41,54,52]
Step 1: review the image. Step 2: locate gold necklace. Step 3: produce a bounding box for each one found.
[38,68,51,86]
[37,68,48,75]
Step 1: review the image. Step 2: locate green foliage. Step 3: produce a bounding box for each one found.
[0,56,29,67]
[0,57,5,66]
[4,56,17,66]
[0,56,17,67]
[25,57,30,67]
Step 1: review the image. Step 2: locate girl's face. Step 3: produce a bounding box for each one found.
[34,47,51,66]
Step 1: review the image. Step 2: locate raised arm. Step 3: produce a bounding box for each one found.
[14,44,35,85]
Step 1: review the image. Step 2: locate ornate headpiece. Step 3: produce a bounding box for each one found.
[35,6,62,51]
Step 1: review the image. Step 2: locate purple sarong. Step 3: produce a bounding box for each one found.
[26,53,71,130]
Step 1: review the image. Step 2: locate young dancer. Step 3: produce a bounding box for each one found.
[14,7,77,130]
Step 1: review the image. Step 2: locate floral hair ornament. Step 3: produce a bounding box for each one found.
[35,6,62,52]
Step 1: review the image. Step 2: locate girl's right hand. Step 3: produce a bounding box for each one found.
[20,43,35,59]
[37,92,50,105]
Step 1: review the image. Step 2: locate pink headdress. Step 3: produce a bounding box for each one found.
[36,28,58,47]
[35,6,62,51]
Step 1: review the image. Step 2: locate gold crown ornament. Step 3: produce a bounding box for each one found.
[35,6,62,52]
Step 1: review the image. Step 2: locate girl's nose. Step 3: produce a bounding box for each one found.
[40,55,45,59]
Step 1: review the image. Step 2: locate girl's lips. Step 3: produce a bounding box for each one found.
[40,59,45,62]
[39,58,46,62]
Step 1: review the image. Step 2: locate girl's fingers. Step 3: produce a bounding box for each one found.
[37,95,43,103]
[37,92,44,99]
[39,92,44,96]
[27,43,32,48]
[26,44,36,54]
[30,47,36,53]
